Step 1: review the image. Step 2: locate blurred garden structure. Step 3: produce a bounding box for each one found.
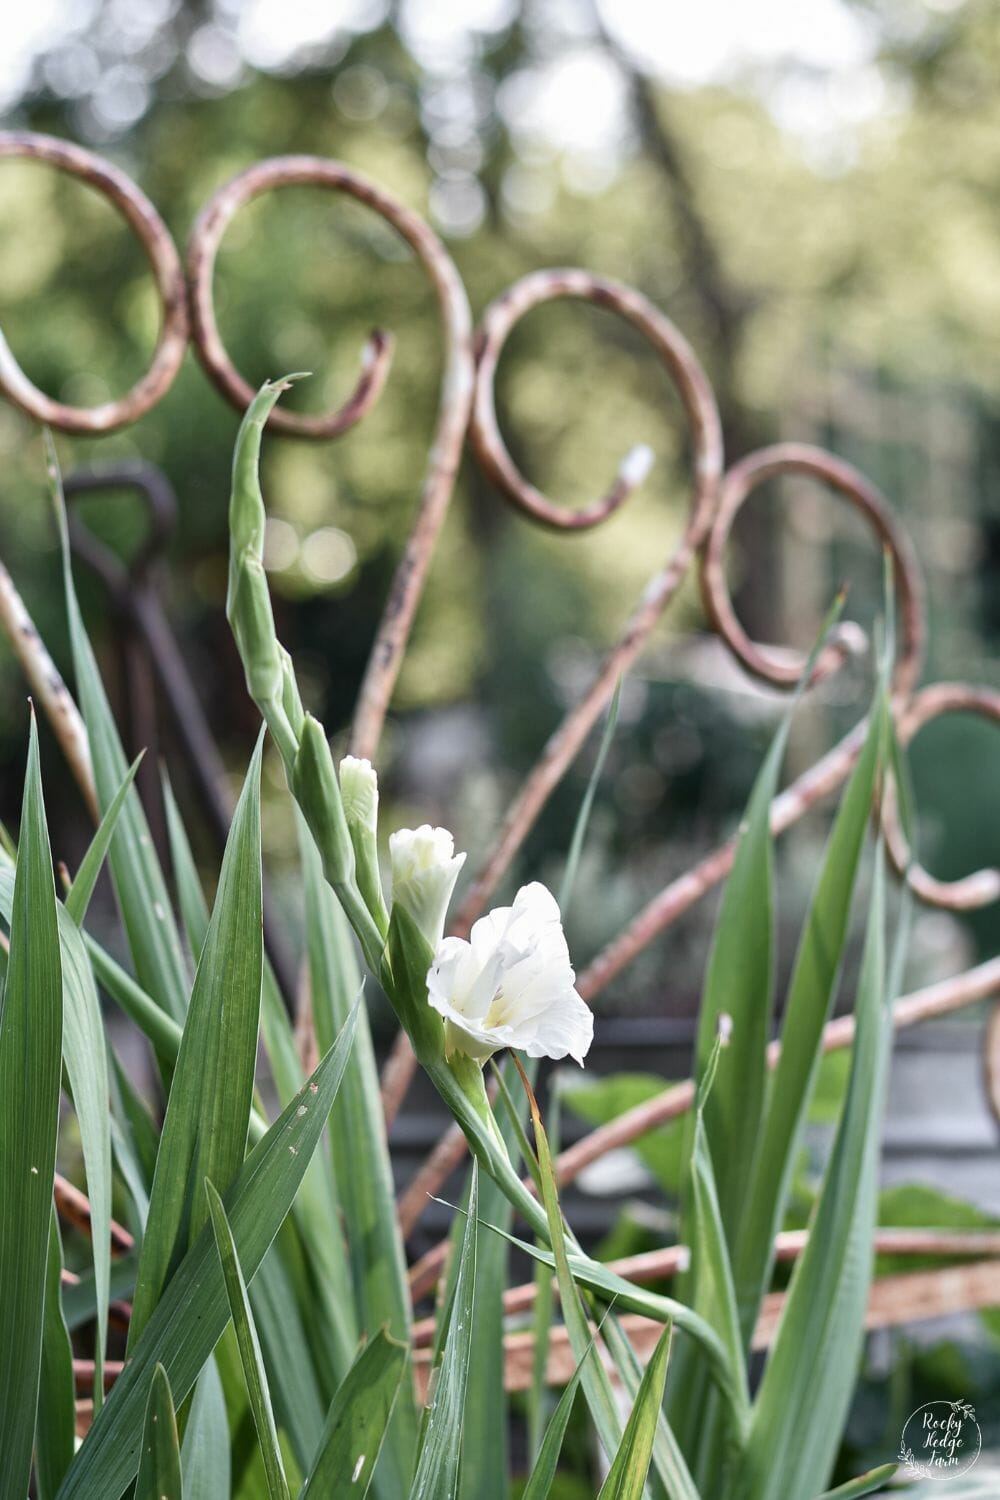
[2,0,1000,1488]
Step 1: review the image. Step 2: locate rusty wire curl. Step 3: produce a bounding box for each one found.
[0,132,188,434]
[450,270,724,936]
[470,269,722,530]
[887,682,1000,909]
[185,156,406,440]
[700,442,926,699]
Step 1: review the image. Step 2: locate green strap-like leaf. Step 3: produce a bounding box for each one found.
[522,1323,605,1500]
[64,753,143,926]
[736,844,894,1500]
[180,1356,231,1500]
[519,1066,625,1469]
[733,694,886,1343]
[50,436,189,1023]
[247,1240,326,1472]
[36,1208,76,1500]
[597,1323,673,1500]
[161,769,210,956]
[56,1003,359,1500]
[687,1068,751,1435]
[207,1180,290,1500]
[0,864,113,1408]
[129,735,265,1348]
[692,594,848,1245]
[0,716,63,1500]
[813,1464,898,1500]
[409,1163,480,1500]
[301,1330,409,1498]
[599,1314,701,1500]
[298,817,411,1351]
[55,907,113,1407]
[135,1364,183,1500]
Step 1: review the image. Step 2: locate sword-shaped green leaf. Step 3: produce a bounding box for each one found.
[181,1357,231,1500]
[135,1364,183,1500]
[207,1180,290,1500]
[37,1208,75,1500]
[0,716,63,1500]
[597,1323,673,1500]
[409,1163,480,1500]
[129,735,265,1347]
[56,1002,358,1499]
[814,1465,898,1500]
[64,753,143,926]
[691,594,848,1244]
[0,856,114,1412]
[733,694,886,1343]
[515,1060,626,1469]
[49,436,189,1023]
[301,1330,409,1499]
[736,843,895,1500]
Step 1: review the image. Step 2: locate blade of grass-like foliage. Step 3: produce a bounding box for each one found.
[409,1163,480,1500]
[686,1036,750,1433]
[159,792,333,1467]
[181,1356,232,1500]
[0,863,113,1406]
[0,716,63,1500]
[64,753,143,925]
[597,1322,673,1500]
[108,1049,156,1227]
[164,771,306,1114]
[735,844,894,1500]
[692,594,848,1244]
[298,816,415,1489]
[129,735,265,1348]
[733,691,886,1342]
[248,1241,326,1471]
[37,1208,75,1500]
[298,817,409,1337]
[456,1172,509,1499]
[560,677,621,915]
[527,1088,560,1467]
[49,437,189,1023]
[814,1465,897,1500]
[162,769,210,955]
[56,1002,358,1500]
[522,1317,618,1500]
[207,1180,291,1500]
[135,1364,183,1500]
[514,1058,626,1469]
[599,1313,700,1500]
[301,1329,409,1498]
[518,676,620,1471]
[55,907,113,1407]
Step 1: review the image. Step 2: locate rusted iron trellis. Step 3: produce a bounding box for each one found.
[1,130,999,1403]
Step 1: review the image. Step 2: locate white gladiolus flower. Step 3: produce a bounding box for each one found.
[389,825,466,949]
[427,882,593,1066]
[339,754,378,831]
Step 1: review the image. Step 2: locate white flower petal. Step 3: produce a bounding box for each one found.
[390,825,466,949]
[425,879,593,1066]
